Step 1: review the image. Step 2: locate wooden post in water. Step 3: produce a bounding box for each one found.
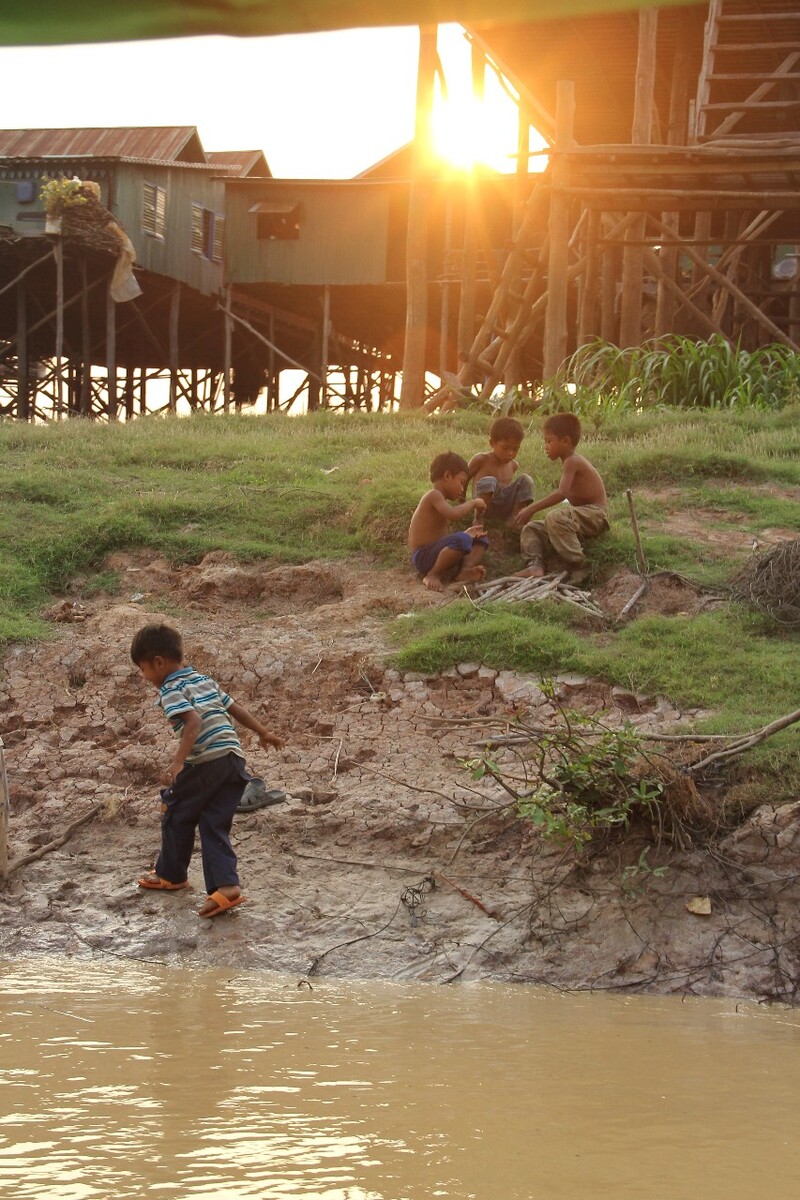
[400,24,437,409]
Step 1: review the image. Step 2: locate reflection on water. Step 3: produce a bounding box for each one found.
[1,959,800,1199]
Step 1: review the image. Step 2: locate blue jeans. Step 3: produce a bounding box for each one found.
[156,752,250,894]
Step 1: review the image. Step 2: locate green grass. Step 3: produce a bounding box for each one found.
[0,406,798,795]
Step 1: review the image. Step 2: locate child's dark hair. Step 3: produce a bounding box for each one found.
[490,416,524,444]
[429,451,469,482]
[130,623,183,665]
[543,412,582,445]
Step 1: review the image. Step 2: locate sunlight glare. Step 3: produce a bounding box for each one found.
[430,26,545,175]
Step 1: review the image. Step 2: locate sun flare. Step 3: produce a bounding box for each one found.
[430,26,547,174]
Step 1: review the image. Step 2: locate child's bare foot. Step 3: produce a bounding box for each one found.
[454,565,486,583]
[514,564,545,578]
[422,573,447,592]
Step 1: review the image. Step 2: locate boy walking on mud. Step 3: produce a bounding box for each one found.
[409,451,488,592]
[131,623,284,918]
[468,416,534,526]
[514,413,609,582]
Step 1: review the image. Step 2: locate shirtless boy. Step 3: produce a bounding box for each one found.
[467,416,534,526]
[409,451,488,592]
[514,413,609,581]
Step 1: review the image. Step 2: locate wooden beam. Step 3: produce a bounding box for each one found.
[561,187,800,209]
[643,244,732,342]
[0,248,55,303]
[651,213,800,350]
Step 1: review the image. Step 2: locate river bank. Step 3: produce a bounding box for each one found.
[1,552,798,1002]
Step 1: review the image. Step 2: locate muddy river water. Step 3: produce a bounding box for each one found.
[1,958,799,1200]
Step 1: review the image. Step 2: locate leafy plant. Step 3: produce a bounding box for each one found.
[466,689,665,851]
[542,336,800,418]
[621,847,669,896]
[39,176,88,215]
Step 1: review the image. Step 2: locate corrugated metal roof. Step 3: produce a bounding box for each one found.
[0,127,206,162]
[207,150,272,178]
[0,154,229,173]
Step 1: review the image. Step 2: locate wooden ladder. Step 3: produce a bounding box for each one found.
[694,0,800,143]
[424,177,551,411]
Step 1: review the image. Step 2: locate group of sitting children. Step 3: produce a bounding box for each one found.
[408,413,609,592]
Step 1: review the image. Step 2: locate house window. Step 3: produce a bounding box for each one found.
[249,200,301,240]
[142,182,166,239]
[212,214,224,263]
[191,203,221,260]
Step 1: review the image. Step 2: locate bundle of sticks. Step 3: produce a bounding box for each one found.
[472,571,606,618]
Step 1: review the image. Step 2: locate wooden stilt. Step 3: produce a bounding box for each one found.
[80,259,91,416]
[619,7,658,348]
[124,365,134,421]
[54,238,64,419]
[577,208,599,346]
[106,284,117,420]
[16,279,28,421]
[400,24,438,409]
[169,282,181,414]
[223,285,232,412]
[321,283,331,408]
[543,80,574,379]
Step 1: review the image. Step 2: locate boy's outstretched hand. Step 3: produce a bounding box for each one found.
[515,503,535,527]
[258,730,285,752]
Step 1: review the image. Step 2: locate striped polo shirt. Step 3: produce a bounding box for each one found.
[157,666,244,764]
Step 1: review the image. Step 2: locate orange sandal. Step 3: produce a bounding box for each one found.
[137,874,189,891]
[199,890,247,918]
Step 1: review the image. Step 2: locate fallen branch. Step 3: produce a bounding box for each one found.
[2,802,105,879]
[686,708,800,774]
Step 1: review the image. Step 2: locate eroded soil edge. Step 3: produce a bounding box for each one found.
[1,553,799,1003]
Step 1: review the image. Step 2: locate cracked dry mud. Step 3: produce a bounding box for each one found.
[2,552,799,1002]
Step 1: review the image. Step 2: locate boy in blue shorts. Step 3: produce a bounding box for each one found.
[130,623,284,918]
[408,451,488,592]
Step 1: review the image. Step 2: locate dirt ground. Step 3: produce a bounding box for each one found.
[2,552,799,1003]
